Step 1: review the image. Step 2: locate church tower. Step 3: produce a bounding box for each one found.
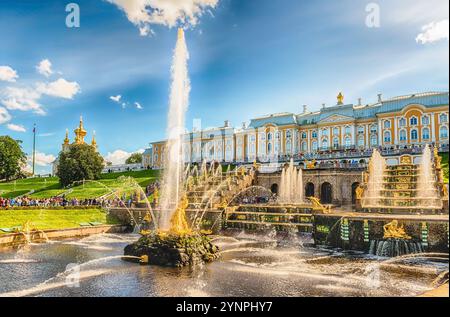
[62,129,70,152]
[74,116,87,144]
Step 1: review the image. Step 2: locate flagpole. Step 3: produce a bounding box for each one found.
[32,124,36,176]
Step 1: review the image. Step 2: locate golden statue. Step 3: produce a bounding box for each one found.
[383,220,411,240]
[152,187,159,205]
[169,194,191,234]
[306,160,316,169]
[308,197,331,214]
[337,92,344,105]
[355,185,364,200]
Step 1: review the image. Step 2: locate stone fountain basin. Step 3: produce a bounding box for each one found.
[124,232,220,267]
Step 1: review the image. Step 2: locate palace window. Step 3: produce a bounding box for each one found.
[358,136,365,147]
[422,128,430,140]
[440,126,448,139]
[312,130,318,138]
[268,143,273,153]
[301,132,307,139]
[322,139,329,149]
[286,140,292,153]
[322,129,329,136]
[399,130,407,142]
[312,141,318,151]
[267,133,273,141]
[370,135,377,146]
[276,132,281,139]
[301,141,307,152]
[384,120,391,129]
[440,113,448,123]
[399,118,406,127]
[357,126,364,134]
[370,125,377,133]
[333,127,339,135]
[410,129,418,141]
[286,130,292,139]
[384,131,391,143]
[422,115,430,125]
[345,126,352,134]
[333,137,339,149]
[410,116,418,126]
[345,137,352,147]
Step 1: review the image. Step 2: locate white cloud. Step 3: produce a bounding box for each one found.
[104,149,144,164]
[0,87,45,115]
[7,123,26,132]
[36,59,53,77]
[27,151,56,167]
[105,0,219,35]
[0,66,19,82]
[36,78,80,99]
[135,101,143,109]
[110,94,122,102]
[416,19,449,44]
[0,107,11,124]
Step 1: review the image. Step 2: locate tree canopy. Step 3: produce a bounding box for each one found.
[57,144,104,187]
[0,136,27,181]
[125,152,143,164]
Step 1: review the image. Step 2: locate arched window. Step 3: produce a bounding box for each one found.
[399,129,407,142]
[322,138,329,149]
[267,143,273,153]
[301,132,307,139]
[370,135,377,146]
[440,113,448,123]
[345,126,351,134]
[333,127,339,135]
[410,116,418,126]
[312,141,318,151]
[358,136,365,147]
[333,137,339,149]
[384,131,391,143]
[301,141,307,152]
[370,125,377,133]
[422,115,430,125]
[384,120,391,129]
[422,128,430,140]
[345,137,352,147]
[286,140,292,153]
[322,129,329,136]
[357,126,364,134]
[267,133,273,141]
[286,130,292,139]
[440,126,449,139]
[312,130,318,138]
[399,118,406,127]
[410,129,418,141]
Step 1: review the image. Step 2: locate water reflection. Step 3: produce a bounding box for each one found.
[0,233,446,297]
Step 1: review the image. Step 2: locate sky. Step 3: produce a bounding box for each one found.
[0,0,449,174]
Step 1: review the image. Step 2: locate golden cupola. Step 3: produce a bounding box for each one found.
[74,116,87,144]
[91,130,97,150]
[63,129,70,145]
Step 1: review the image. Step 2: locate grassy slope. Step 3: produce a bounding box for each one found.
[0,170,161,199]
[441,152,449,184]
[0,208,120,233]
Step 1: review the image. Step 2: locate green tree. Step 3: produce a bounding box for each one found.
[57,144,104,187]
[0,136,27,181]
[125,152,143,164]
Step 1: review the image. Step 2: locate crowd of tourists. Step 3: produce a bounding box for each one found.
[0,196,111,209]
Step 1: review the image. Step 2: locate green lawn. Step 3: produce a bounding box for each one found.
[441,153,449,184]
[0,170,161,199]
[0,208,121,233]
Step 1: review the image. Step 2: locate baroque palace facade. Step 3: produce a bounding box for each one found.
[147,92,449,169]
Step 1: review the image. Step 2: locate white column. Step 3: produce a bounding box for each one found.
[307,130,311,153]
[378,120,383,145]
[394,117,398,145]
[431,113,436,142]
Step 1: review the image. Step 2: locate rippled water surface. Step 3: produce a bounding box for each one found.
[0,232,447,297]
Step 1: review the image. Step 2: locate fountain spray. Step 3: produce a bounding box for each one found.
[159,28,191,230]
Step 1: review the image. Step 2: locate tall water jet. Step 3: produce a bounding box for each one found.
[279,159,303,204]
[159,28,191,230]
[362,149,386,207]
[417,145,442,209]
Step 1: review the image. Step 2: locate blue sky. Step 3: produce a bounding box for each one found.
[0,0,448,174]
